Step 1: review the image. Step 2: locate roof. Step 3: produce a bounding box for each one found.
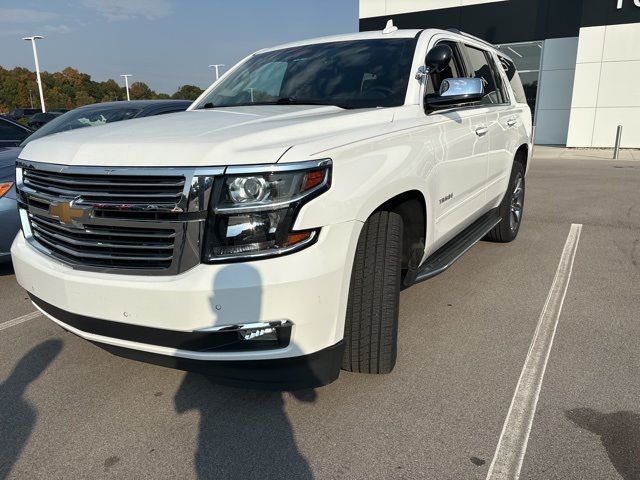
[256,27,504,59]
[260,28,423,53]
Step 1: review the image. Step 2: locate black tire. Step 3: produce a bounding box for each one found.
[485,159,526,243]
[342,211,403,374]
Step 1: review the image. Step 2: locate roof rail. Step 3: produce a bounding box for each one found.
[446,28,496,49]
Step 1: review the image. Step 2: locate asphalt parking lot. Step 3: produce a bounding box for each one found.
[1,147,638,480]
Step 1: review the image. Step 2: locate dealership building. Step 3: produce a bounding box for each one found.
[359,0,640,148]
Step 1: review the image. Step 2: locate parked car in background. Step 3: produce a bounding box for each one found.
[27,112,64,130]
[24,100,192,144]
[0,116,32,148]
[7,108,41,122]
[0,100,191,264]
[0,148,21,263]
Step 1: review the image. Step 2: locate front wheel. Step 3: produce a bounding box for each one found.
[486,160,526,243]
[342,211,403,374]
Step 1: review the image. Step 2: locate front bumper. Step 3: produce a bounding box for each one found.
[33,292,345,389]
[0,197,19,262]
[12,221,362,383]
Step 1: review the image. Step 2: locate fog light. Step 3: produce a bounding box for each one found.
[240,327,277,341]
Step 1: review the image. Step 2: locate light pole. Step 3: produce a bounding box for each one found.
[23,36,46,113]
[208,64,225,81]
[120,74,132,101]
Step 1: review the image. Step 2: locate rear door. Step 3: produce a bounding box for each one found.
[463,44,519,206]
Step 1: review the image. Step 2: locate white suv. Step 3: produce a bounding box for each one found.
[11,27,531,389]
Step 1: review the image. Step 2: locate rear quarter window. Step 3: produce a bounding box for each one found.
[499,56,527,105]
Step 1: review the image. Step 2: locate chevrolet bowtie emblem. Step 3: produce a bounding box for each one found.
[48,200,88,226]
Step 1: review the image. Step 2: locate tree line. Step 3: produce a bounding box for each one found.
[0,66,204,112]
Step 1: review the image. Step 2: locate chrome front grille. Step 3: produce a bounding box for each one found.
[22,168,186,212]
[16,161,223,275]
[29,214,176,269]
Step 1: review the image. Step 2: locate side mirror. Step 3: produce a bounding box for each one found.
[425,77,484,109]
[425,45,453,74]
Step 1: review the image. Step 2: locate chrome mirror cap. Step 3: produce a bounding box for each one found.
[426,77,485,109]
[439,77,484,97]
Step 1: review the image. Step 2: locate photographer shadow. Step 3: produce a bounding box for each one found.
[174,264,318,480]
[0,339,62,480]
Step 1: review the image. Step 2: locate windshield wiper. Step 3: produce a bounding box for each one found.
[275,97,340,107]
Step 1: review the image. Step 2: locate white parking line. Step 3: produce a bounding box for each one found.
[0,311,42,331]
[486,223,583,480]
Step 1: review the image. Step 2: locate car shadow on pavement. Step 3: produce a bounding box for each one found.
[0,339,63,480]
[566,408,640,480]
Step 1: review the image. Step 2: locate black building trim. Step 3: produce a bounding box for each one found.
[360,0,640,44]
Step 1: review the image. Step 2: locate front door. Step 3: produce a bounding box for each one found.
[421,41,490,247]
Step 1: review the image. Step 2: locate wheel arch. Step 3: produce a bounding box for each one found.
[371,190,427,286]
[515,143,529,173]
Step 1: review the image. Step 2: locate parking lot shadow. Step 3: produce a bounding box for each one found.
[175,376,316,480]
[0,339,62,480]
[173,263,317,479]
[566,408,640,480]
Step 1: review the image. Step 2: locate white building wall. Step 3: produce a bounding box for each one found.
[534,37,578,145]
[360,1,640,147]
[567,23,640,148]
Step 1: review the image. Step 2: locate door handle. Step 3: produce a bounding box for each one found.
[507,119,517,127]
[475,127,488,137]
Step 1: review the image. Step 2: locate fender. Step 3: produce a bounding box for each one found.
[291,143,434,236]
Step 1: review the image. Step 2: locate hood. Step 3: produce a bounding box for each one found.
[19,105,395,167]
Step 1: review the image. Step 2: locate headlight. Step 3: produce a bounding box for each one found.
[202,159,331,262]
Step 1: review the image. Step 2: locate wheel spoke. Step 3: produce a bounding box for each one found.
[509,172,524,231]
[513,177,523,197]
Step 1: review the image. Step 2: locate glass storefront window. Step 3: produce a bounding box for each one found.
[497,41,543,123]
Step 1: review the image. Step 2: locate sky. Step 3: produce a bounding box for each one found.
[0,0,359,93]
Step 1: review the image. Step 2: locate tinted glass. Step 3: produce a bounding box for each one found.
[464,45,502,105]
[426,42,464,95]
[499,56,527,105]
[9,108,39,118]
[0,119,29,141]
[22,104,144,145]
[196,39,417,109]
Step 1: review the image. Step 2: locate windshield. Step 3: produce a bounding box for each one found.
[195,39,417,110]
[21,104,144,146]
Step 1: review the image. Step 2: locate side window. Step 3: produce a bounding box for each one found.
[464,45,504,105]
[0,120,28,141]
[426,42,464,95]
[499,55,527,105]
